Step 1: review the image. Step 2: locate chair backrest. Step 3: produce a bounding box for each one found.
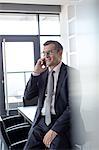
[23,96,38,107]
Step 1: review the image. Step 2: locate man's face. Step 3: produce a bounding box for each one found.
[43,43,62,67]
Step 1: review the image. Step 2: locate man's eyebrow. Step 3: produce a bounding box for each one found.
[43,50,52,52]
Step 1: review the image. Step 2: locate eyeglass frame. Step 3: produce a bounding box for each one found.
[41,50,58,57]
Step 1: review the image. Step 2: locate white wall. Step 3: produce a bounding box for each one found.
[60,5,68,64]
[60,1,99,148]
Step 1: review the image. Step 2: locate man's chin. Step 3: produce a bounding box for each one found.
[46,62,51,66]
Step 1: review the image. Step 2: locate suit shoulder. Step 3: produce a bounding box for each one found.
[64,65,80,81]
[61,63,79,74]
[66,65,79,74]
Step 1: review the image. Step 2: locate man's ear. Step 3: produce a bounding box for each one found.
[58,50,63,56]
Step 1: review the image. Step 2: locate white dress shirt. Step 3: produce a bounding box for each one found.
[41,61,62,115]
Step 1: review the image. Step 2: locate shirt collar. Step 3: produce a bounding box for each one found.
[48,61,62,73]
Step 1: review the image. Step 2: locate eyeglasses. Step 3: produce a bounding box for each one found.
[41,50,56,56]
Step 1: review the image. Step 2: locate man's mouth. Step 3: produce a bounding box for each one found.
[46,60,51,66]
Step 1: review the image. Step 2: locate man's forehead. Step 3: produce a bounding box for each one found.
[43,43,55,50]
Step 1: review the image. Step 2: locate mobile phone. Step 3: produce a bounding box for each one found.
[42,59,46,67]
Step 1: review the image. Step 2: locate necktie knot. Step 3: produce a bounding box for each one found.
[49,70,55,75]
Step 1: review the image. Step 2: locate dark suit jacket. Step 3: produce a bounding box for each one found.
[24,63,86,145]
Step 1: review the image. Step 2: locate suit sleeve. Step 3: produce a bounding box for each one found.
[51,106,71,133]
[24,74,39,100]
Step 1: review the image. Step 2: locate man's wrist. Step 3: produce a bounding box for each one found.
[51,129,58,135]
[32,71,40,76]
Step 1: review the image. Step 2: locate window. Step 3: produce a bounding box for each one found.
[0,14,38,35]
[39,14,60,35]
[39,14,60,54]
[0,13,60,112]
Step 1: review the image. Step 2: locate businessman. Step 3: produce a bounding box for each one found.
[23,40,85,149]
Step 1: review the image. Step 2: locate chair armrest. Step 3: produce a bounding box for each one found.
[10,139,28,149]
[2,115,24,128]
[6,124,30,144]
[2,115,21,121]
[6,122,29,132]
[6,124,30,133]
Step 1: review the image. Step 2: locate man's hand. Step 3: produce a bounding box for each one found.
[33,58,47,74]
[43,129,58,148]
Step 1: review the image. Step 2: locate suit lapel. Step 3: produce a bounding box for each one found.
[55,63,68,103]
[42,69,48,91]
[40,69,48,105]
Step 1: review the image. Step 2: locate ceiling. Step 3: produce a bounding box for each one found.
[0,0,79,5]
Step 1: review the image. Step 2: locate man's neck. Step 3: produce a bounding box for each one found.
[49,61,61,70]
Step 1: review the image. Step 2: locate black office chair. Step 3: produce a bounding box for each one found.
[1,96,38,129]
[1,121,31,149]
[1,114,27,128]
[1,96,38,149]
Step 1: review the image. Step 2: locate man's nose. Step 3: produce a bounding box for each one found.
[44,53,50,58]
